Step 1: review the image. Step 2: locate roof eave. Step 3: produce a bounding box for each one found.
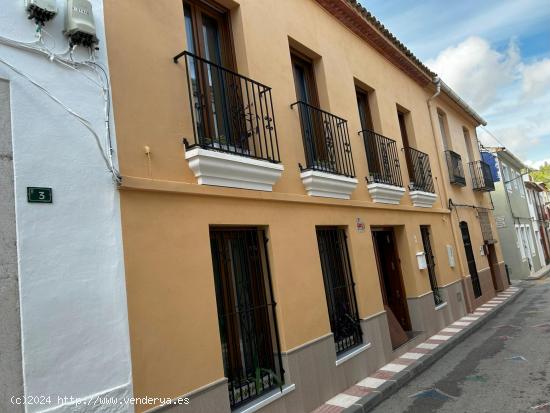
[439,80,487,126]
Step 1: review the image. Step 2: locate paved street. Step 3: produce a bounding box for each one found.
[371,276,550,413]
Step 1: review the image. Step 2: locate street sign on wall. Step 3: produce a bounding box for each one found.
[27,187,53,204]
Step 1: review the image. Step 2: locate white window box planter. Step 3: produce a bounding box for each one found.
[367,182,405,204]
[300,170,358,199]
[409,190,437,208]
[185,147,284,191]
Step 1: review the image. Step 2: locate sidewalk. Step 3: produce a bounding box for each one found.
[527,263,550,280]
[311,286,524,413]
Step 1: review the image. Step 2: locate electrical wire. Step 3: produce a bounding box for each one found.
[0,31,120,183]
[0,56,120,183]
[480,126,508,148]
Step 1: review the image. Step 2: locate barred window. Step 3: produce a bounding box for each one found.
[316,227,363,354]
[478,210,494,242]
[420,226,444,306]
[210,228,283,409]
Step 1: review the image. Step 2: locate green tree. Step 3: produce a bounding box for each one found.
[530,162,550,185]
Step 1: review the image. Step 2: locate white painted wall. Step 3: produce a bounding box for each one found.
[0,1,132,412]
[525,185,546,269]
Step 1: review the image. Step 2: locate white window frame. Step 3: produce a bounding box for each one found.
[514,224,526,261]
[526,224,536,257]
[518,172,526,197]
[503,164,512,192]
[438,112,450,150]
[512,170,519,191]
[527,189,533,206]
[520,225,531,260]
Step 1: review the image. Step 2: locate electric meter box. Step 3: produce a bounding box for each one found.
[25,0,58,24]
[64,0,98,47]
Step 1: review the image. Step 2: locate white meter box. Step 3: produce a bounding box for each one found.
[64,0,98,46]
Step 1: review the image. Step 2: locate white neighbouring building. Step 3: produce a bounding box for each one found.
[488,147,543,279]
[0,1,132,412]
[525,179,550,270]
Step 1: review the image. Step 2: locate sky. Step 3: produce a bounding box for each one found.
[359,0,550,168]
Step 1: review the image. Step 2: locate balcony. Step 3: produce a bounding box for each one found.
[291,101,358,199]
[445,150,466,186]
[180,51,283,191]
[360,129,405,204]
[403,147,437,208]
[478,210,495,242]
[469,160,495,192]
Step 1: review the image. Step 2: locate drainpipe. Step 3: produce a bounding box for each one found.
[427,77,445,208]
[426,76,472,312]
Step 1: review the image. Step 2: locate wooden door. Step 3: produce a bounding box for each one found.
[486,244,500,291]
[460,221,482,298]
[372,229,411,348]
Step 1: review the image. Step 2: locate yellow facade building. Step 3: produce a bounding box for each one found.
[103,0,509,411]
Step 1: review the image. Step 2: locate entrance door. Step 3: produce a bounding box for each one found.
[486,244,500,291]
[459,222,482,298]
[372,228,411,348]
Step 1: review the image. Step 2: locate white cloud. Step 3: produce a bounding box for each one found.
[478,126,538,154]
[426,36,550,164]
[522,58,550,99]
[426,36,519,111]
[525,159,550,169]
[360,0,550,164]
[363,0,550,62]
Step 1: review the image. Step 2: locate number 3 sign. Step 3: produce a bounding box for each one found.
[27,187,53,204]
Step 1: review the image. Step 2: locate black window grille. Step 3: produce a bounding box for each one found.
[316,227,363,354]
[469,160,495,192]
[478,210,494,242]
[459,221,482,298]
[445,150,466,186]
[291,101,356,177]
[360,129,403,187]
[179,51,281,163]
[420,226,444,306]
[209,228,284,409]
[403,147,435,193]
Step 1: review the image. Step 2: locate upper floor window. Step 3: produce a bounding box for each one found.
[291,51,319,106]
[438,111,451,150]
[502,164,512,192]
[290,50,356,178]
[356,88,374,132]
[397,110,412,148]
[519,172,526,197]
[181,0,281,170]
[512,170,518,191]
[463,127,475,163]
[184,0,234,67]
[183,0,238,150]
[397,109,415,182]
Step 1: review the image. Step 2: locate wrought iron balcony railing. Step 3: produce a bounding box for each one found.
[403,146,435,193]
[360,129,403,187]
[445,150,466,186]
[291,101,356,177]
[469,160,495,191]
[181,51,280,163]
